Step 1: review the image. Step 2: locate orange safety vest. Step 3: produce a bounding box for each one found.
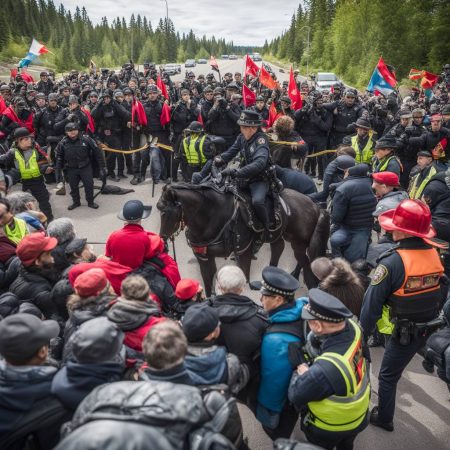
[387,248,443,322]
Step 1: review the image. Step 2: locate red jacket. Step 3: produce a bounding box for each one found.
[124,316,166,352]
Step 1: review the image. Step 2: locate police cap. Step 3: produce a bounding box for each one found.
[259,266,299,299]
[65,122,78,132]
[237,109,263,127]
[374,135,398,150]
[256,96,265,102]
[13,127,32,140]
[302,288,352,322]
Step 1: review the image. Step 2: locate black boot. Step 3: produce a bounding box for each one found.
[68,202,81,210]
[130,176,142,185]
[370,407,394,432]
[88,202,99,209]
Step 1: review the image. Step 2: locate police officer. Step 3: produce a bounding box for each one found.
[55,123,106,210]
[372,136,402,176]
[215,110,273,233]
[326,88,368,149]
[360,199,445,431]
[408,151,437,200]
[346,118,376,165]
[0,128,54,221]
[180,121,214,182]
[54,95,89,136]
[288,288,370,450]
[255,266,303,439]
[91,88,131,181]
[33,93,62,147]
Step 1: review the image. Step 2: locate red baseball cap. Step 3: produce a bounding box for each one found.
[175,278,201,301]
[16,233,58,267]
[372,171,400,187]
[74,268,108,297]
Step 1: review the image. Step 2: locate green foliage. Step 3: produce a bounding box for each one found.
[0,0,249,71]
[266,0,450,87]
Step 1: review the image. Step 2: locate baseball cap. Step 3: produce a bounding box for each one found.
[16,233,58,267]
[117,200,152,221]
[0,313,59,363]
[72,317,123,363]
[182,304,220,342]
[74,268,108,297]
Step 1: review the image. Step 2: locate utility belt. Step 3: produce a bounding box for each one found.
[393,317,443,346]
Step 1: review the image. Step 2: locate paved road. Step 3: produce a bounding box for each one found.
[18,58,450,449]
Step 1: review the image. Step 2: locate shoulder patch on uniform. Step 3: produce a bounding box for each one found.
[370,264,388,285]
[257,137,266,145]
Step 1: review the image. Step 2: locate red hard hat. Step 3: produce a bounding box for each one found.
[378,199,435,239]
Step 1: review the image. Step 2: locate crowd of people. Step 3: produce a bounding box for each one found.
[0,61,449,450]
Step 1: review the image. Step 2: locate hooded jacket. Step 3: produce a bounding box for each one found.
[51,360,123,411]
[107,299,164,352]
[209,293,268,365]
[257,298,307,414]
[0,361,57,432]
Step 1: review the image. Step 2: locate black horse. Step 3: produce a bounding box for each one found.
[157,182,329,295]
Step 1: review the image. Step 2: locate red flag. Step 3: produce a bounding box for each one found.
[288,67,302,110]
[267,102,282,128]
[81,107,95,133]
[421,71,439,90]
[210,55,219,73]
[156,75,169,100]
[160,102,171,127]
[259,66,277,90]
[197,112,204,126]
[20,69,34,83]
[245,54,260,77]
[131,99,148,127]
[242,84,256,107]
[10,68,18,80]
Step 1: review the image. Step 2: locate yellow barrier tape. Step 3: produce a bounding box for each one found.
[99,142,174,154]
[305,149,337,158]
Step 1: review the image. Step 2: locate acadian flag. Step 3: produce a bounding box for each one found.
[18,38,50,68]
[367,57,397,96]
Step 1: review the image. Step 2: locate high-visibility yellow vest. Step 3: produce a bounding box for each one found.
[351,135,374,165]
[409,166,437,200]
[4,217,28,245]
[306,320,371,432]
[182,134,207,166]
[14,150,41,180]
[373,155,402,173]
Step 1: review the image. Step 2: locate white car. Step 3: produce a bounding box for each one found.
[315,72,342,92]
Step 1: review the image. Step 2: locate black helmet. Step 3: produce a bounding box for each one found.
[48,93,58,101]
[68,95,79,104]
[309,91,323,103]
[40,71,48,77]
[102,88,113,98]
[344,88,357,97]
[35,92,46,100]
[206,73,214,79]
[65,122,78,132]
[256,95,265,102]
[13,127,32,140]
[443,64,450,70]
[186,121,203,133]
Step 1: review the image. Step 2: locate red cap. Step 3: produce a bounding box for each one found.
[430,114,442,122]
[74,268,108,297]
[372,171,400,187]
[175,278,200,301]
[16,232,58,267]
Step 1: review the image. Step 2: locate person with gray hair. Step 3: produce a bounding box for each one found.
[6,191,46,232]
[208,265,268,368]
[47,217,77,271]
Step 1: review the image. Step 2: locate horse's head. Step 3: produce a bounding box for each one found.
[156,185,183,239]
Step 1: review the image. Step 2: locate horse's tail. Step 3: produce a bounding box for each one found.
[307,208,330,262]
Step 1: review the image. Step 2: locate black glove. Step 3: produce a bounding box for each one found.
[288,342,307,368]
[213,156,224,166]
[221,167,237,178]
[67,113,76,122]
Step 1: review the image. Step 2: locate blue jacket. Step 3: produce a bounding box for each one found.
[331,165,377,229]
[257,298,306,414]
[0,361,57,432]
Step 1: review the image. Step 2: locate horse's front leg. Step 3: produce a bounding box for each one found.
[196,254,217,296]
[269,237,285,266]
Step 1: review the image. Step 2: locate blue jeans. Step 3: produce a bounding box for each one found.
[330,226,371,262]
[150,146,166,181]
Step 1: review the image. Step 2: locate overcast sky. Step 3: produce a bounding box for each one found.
[57,0,300,46]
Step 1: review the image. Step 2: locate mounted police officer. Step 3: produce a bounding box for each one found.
[288,289,370,450]
[55,122,106,211]
[361,199,445,432]
[214,110,273,234]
